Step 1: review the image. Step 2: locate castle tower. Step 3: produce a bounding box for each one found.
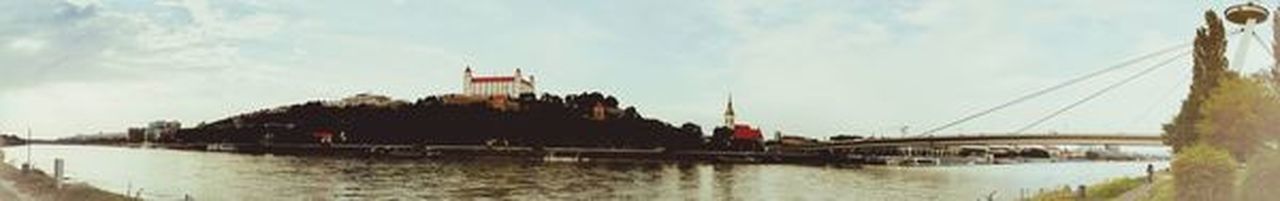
[528,75,536,93]
[463,67,474,95]
[724,95,736,127]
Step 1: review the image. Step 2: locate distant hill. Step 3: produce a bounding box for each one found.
[0,134,26,146]
[176,92,707,150]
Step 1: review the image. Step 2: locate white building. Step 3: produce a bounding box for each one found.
[323,93,406,108]
[463,67,535,97]
[146,121,181,141]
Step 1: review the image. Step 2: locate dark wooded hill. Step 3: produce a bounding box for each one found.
[175,92,709,150]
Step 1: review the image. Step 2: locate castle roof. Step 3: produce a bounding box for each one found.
[471,76,518,82]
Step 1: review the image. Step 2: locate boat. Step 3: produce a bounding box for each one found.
[139,141,158,149]
[371,146,442,158]
[905,157,941,166]
[993,157,1021,164]
[206,143,237,152]
[542,152,588,162]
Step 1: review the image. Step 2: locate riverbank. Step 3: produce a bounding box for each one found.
[0,151,134,201]
[1134,166,1252,201]
[1026,175,1150,200]
[67,142,1163,167]
[85,142,847,164]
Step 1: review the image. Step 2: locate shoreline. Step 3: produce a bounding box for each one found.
[38,142,1168,168]
[1026,171,1168,200]
[0,149,134,201]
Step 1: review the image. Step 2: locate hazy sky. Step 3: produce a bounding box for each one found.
[2,0,1276,139]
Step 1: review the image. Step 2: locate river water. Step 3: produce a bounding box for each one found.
[3,145,1167,200]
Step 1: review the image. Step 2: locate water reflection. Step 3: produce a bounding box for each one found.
[4,145,1166,200]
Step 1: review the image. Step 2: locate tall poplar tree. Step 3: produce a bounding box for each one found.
[1164,11,1231,152]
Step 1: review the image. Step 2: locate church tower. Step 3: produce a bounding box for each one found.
[724,95,736,127]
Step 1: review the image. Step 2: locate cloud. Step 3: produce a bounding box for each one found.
[0,0,292,136]
[710,1,1035,135]
[706,1,1208,136]
[7,37,47,53]
[0,1,1229,139]
[0,0,287,90]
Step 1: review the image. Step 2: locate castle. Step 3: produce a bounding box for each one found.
[463,67,535,97]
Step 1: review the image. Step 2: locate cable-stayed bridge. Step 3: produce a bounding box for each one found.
[798,4,1280,153]
[803,134,1162,152]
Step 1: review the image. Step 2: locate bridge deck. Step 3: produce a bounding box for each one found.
[804,134,1163,150]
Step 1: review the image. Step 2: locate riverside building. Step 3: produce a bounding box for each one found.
[724,96,764,150]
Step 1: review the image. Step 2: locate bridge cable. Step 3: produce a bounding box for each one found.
[915,41,1193,137]
[1245,30,1280,103]
[1247,31,1277,82]
[1250,31,1274,57]
[917,30,1245,137]
[1013,50,1194,133]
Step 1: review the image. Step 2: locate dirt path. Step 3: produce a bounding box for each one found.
[1114,181,1153,201]
[1114,173,1170,201]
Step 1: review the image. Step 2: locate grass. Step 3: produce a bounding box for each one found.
[0,160,135,201]
[1088,177,1145,198]
[1141,172,1173,201]
[1028,176,1147,201]
[1027,186,1074,201]
[1141,166,1250,201]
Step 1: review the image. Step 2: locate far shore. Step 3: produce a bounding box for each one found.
[18,142,1169,168]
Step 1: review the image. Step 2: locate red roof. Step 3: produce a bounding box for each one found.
[732,124,763,140]
[471,76,517,82]
[312,130,334,138]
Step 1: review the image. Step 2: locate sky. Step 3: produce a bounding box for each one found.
[2,0,1277,139]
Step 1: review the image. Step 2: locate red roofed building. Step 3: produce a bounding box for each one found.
[724,96,764,150]
[464,67,535,97]
[312,129,335,145]
[732,124,762,141]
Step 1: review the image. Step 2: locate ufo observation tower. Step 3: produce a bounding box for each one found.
[1226,2,1269,24]
[1224,2,1270,70]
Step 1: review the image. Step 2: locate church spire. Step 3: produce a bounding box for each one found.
[724,94,736,127]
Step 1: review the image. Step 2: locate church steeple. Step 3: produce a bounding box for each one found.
[724,94,736,127]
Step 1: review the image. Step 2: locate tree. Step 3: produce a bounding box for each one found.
[623,107,642,119]
[1196,75,1280,161]
[708,126,733,150]
[1173,144,1237,201]
[679,123,703,137]
[1265,74,1280,145]
[1242,149,1280,201]
[1165,11,1232,153]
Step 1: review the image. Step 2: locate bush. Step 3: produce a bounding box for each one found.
[1172,144,1237,201]
[1195,75,1280,162]
[1241,149,1280,201]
